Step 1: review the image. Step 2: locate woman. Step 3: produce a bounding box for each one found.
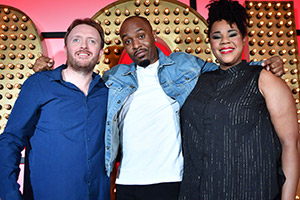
[179,0,300,199]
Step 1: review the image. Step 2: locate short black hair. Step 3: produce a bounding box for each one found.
[206,0,249,38]
[64,18,105,49]
[120,16,153,32]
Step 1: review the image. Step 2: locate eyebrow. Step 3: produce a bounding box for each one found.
[71,35,98,40]
[228,29,237,33]
[121,28,144,39]
[212,29,237,34]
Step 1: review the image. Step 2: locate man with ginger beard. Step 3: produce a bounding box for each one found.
[33,16,284,200]
[0,18,110,200]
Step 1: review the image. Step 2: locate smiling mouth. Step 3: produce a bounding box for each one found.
[76,51,92,58]
[220,48,234,54]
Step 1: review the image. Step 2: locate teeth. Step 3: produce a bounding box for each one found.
[220,48,233,53]
[78,53,89,56]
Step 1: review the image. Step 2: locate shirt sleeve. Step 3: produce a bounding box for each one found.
[249,61,263,66]
[200,61,219,73]
[0,75,41,200]
[188,54,219,74]
[179,53,220,74]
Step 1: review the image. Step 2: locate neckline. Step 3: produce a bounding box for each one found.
[219,60,247,75]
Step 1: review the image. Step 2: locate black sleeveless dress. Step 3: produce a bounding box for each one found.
[179,61,284,200]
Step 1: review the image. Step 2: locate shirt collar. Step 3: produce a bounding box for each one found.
[219,60,248,75]
[49,64,101,86]
[49,64,67,82]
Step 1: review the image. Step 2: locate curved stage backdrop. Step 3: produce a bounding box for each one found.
[0,0,299,199]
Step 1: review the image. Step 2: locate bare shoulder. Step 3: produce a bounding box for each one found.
[259,69,290,96]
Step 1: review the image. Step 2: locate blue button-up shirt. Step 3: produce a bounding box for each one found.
[0,65,110,200]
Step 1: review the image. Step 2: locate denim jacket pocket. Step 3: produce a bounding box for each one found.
[173,69,199,86]
[105,79,124,91]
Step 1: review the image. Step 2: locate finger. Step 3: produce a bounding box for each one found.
[274,70,284,77]
[38,56,51,63]
[261,59,271,67]
[265,65,271,71]
[271,65,279,73]
[271,65,284,76]
[262,59,276,67]
[47,59,54,67]
[262,56,282,67]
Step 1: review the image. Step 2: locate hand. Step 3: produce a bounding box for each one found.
[33,55,54,73]
[261,56,284,77]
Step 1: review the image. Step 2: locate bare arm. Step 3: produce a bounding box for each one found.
[259,69,300,200]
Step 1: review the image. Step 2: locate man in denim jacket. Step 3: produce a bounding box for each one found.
[102,16,283,200]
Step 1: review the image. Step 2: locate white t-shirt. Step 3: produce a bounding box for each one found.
[116,60,183,185]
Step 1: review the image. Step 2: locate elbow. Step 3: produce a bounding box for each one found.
[280,134,300,152]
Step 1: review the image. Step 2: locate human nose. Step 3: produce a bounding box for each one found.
[80,40,88,49]
[221,36,230,44]
[132,38,141,49]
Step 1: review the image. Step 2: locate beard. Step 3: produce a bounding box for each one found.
[66,51,99,73]
[138,59,151,67]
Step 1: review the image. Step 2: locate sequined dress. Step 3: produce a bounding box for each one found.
[179,61,284,200]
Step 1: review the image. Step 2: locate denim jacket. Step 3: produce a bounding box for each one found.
[102,49,220,175]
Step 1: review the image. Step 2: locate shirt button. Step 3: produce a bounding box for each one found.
[106,146,110,150]
[87,138,91,142]
[117,100,121,104]
[107,121,110,125]
[185,77,190,80]
[88,159,91,163]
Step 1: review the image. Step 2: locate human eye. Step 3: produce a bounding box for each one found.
[89,39,96,44]
[229,31,238,37]
[73,38,79,43]
[124,39,131,45]
[211,34,221,40]
[138,34,145,39]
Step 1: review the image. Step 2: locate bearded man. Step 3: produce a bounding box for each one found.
[0,18,110,200]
